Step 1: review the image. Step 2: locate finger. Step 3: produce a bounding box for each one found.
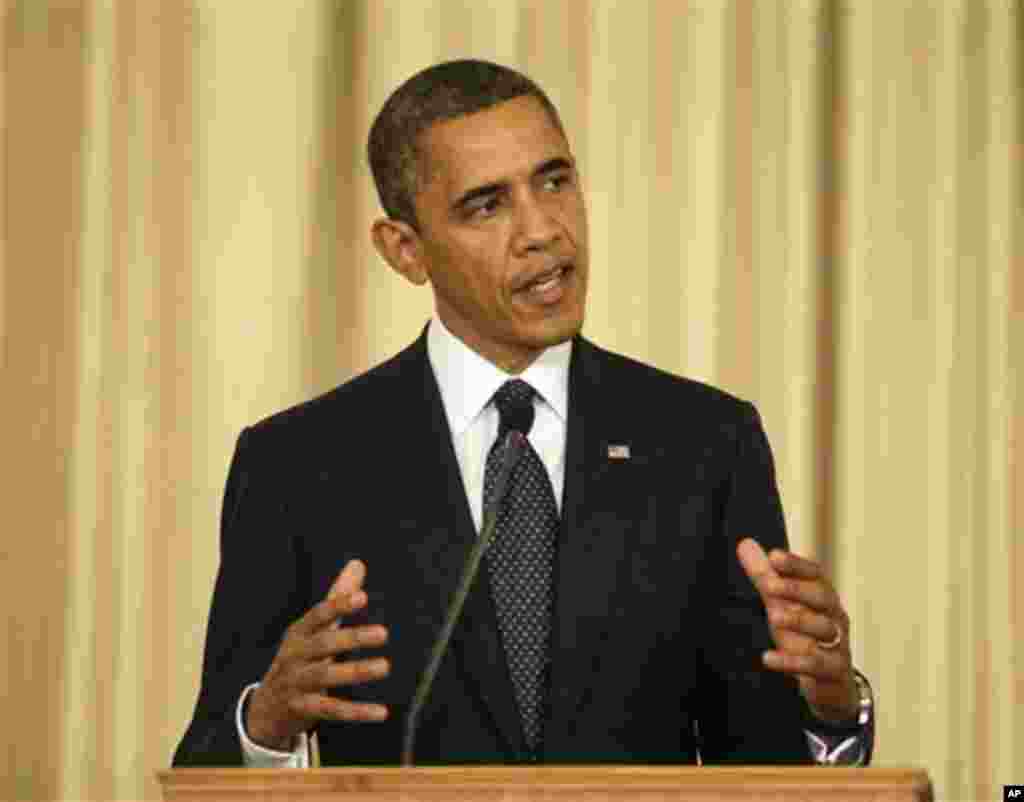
[327,559,367,599]
[323,561,367,632]
[767,606,840,643]
[289,693,389,723]
[294,656,391,693]
[322,657,391,688]
[768,549,824,581]
[761,575,838,614]
[299,624,389,662]
[736,538,778,592]
[764,618,818,656]
[762,648,847,681]
[293,589,369,637]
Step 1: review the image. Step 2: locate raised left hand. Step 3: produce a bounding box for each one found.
[736,538,859,724]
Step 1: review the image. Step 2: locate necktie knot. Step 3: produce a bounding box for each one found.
[493,379,536,436]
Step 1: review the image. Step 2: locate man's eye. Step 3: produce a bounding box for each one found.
[471,197,501,218]
[543,173,571,192]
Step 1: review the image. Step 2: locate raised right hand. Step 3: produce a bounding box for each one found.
[246,559,390,750]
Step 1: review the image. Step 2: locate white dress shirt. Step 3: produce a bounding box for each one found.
[427,314,572,530]
[236,316,864,766]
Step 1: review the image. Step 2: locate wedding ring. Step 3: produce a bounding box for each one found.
[818,619,842,650]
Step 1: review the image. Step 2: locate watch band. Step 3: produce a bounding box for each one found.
[852,669,874,727]
[802,668,875,741]
[852,668,875,764]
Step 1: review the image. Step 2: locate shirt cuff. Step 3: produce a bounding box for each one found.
[804,729,867,765]
[800,668,874,765]
[236,683,310,768]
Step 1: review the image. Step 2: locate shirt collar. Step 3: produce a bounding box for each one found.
[427,315,572,438]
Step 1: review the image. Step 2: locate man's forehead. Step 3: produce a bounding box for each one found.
[420,96,569,192]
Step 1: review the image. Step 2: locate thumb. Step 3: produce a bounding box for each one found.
[736,537,777,593]
[327,558,367,600]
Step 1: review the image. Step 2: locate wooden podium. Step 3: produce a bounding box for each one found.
[158,766,933,801]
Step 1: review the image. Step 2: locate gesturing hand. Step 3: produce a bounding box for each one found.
[736,538,859,724]
[246,559,390,751]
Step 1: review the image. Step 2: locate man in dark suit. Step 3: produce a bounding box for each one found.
[174,60,873,768]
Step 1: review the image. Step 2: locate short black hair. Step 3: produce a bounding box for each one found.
[367,59,565,229]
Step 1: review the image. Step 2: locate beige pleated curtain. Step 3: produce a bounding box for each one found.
[1,2,1020,800]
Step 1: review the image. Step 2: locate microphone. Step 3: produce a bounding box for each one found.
[401,429,527,766]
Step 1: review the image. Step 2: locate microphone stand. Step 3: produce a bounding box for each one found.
[400,430,526,766]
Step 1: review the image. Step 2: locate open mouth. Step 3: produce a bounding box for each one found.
[519,262,573,297]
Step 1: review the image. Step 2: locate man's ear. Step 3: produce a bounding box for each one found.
[371,218,429,286]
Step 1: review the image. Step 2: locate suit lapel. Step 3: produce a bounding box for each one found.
[402,329,527,757]
[545,338,654,753]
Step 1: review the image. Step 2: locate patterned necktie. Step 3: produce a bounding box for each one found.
[483,379,559,755]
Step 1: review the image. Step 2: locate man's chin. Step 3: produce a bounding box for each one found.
[522,313,585,350]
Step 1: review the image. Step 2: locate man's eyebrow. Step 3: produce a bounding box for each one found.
[451,156,576,214]
[451,180,506,214]
[533,156,574,177]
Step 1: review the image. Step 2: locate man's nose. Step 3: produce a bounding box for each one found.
[513,194,561,254]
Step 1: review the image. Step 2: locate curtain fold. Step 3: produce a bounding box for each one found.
[1,2,1019,799]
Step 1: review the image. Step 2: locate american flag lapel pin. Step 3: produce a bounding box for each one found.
[607,443,631,460]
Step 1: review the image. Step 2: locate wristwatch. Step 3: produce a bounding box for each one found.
[804,668,875,742]
[852,669,874,728]
[851,669,875,764]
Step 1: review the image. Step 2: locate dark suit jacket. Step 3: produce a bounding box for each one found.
[173,330,813,766]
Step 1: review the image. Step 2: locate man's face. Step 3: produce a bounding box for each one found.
[411,95,589,373]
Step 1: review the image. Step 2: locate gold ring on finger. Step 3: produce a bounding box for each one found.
[818,619,842,650]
